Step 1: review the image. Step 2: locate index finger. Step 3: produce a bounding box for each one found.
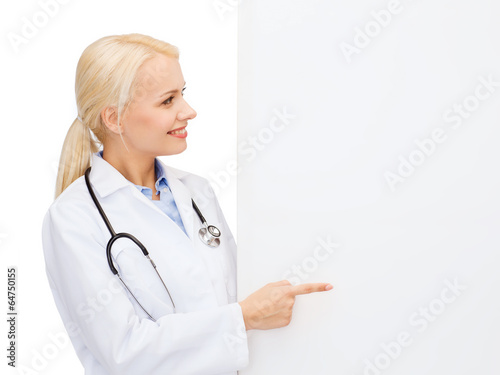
[290,283,334,296]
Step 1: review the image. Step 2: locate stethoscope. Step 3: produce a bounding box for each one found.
[84,167,221,321]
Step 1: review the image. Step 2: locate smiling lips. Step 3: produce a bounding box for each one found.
[167,126,188,138]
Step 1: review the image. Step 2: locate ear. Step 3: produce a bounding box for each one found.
[100,105,123,135]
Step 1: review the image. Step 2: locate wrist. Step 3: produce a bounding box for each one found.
[238,301,254,331]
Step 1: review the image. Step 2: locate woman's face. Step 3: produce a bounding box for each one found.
[119,54,197,157]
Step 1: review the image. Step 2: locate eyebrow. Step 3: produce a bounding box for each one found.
[159,82,186,98]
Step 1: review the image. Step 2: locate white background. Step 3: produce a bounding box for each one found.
[238,0,500,375]
[1,0,236,373]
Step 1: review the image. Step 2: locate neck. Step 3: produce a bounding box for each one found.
[101,147,157,189]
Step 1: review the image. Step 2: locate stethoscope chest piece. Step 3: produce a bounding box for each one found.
[84,166,224,320]
[199,225,221,247]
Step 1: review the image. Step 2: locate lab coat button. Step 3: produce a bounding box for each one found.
[163,188,168,192]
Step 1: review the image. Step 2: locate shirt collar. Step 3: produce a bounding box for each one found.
[153,159,169,194]
[96,150,169,196]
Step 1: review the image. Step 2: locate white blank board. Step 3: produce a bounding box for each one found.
[237,1,500,374]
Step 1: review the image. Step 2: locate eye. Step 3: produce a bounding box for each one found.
[161,87,186,105]
[162,96,174,105]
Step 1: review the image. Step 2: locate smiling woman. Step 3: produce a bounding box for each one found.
[42,33,332,375]
[100,53,197,190]
[54,34,192,196]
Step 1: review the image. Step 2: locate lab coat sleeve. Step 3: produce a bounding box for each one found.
[42,198,249,375]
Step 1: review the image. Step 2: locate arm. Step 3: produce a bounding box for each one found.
[42,201,249,375]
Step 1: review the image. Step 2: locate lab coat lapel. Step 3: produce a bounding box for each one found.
[89,153,130,197]
[89,154,194,242]
[160,161,195,242]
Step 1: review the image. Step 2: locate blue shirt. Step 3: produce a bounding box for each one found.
[97,151,187,236]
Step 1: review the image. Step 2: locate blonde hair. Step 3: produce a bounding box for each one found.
[54,33,179,199]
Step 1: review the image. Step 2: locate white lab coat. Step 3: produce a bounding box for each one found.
[42,153,249,375]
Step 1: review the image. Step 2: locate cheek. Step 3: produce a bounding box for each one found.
[128,112,162,133]
[123,107,177,137]
[158,113,177,129]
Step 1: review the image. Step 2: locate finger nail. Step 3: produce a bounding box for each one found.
[325,284,333,291]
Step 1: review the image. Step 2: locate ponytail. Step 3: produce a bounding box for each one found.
[54,117,98,199]
[54,33,180,199]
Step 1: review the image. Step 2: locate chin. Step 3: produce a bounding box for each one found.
[161,143,187,156]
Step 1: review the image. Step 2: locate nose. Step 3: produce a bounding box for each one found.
[178,97,197,121]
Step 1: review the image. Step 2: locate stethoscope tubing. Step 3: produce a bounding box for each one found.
[84,166,221,321]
